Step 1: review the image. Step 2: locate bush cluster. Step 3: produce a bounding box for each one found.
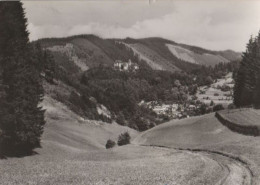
[117,132,131,146]
[105,132,131,149]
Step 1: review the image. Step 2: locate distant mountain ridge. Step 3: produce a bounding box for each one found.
[36,35,241,74]
[121,37,241,68]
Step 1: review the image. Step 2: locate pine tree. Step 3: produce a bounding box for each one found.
[234,32,260,108]
[0,2,45,154]
[233,64,246,106]
[33,43,55,84]
[43,50,56,84]
[253,31,260,107]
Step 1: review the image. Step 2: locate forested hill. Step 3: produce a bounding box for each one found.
[33,34,240,131]
[121,37,241,69]
[36,35,241,73]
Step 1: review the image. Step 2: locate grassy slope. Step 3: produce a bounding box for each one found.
[124,37,241,69]
[42,96,139,151]
[134,112,260,184]
[125,43,180,72]
[124,37,199,72]
[166,44,230,66]
[0,96,227,185]
[1,96,257,184]
[219,108,260,126]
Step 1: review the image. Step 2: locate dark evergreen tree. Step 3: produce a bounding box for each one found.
[254,74,260,108]
[234,32,260,108]
[233,64,246,106]
[0,2,45,154]
[33,43,55,84]
[253,31,260,107]
[43,51,56,84]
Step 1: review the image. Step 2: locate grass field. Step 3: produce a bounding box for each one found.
[0,96,227,185]
[135,112,260,184]
[219,108,260,126]
[1,96,260,184]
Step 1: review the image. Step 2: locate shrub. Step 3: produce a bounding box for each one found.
[228,103,236,110]
[105,139,116,149]
[117,132,131,146]
[214,93,219,96]
[213,104,224,112]
[205,76,213,85]
[200,103,207,114]
[100,114,112,123]
[116,112,126,126]
[220,85,231,92]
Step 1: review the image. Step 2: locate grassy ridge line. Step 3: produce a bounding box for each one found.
[215,111,260,136]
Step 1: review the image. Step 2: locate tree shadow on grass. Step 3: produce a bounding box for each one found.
[0,148,39,159]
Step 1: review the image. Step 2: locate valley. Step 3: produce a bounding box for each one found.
[33,35,241,131]
[1,2,259,185]
[8,36,249,185]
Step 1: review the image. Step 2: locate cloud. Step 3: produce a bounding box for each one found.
[24,1,260,51]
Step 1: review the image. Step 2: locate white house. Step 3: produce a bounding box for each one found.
[114,59,139,71]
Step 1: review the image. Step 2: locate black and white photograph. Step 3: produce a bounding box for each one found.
[0,0,260,184]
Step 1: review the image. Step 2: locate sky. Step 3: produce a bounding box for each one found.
[23,0,260,52]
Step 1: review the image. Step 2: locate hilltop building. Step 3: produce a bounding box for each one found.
[114,59,139,71]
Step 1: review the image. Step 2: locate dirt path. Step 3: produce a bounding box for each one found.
[204,152,252,185]
[140,145,253,185]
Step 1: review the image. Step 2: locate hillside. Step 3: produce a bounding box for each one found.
[33,35,240,131]
[119,42,180,72]
[216,108,260,136]
[37,35,241,75]
[123,37,241,68]
[1,97,259,184]
[134,111,260,184]
[0,96,255,185]
[42,96,138,151]
[0,96,224,185]
[166,44,230,66]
